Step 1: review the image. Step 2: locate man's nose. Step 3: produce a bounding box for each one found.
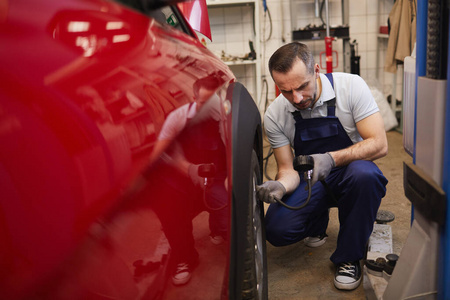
[293,90,304,103]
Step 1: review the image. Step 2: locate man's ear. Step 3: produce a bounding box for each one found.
[314,64,320,78]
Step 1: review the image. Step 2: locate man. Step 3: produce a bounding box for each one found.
[257,42,388,290]
[150,74,228,285]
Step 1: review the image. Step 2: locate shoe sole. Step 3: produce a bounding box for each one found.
[334,276,361,290]
[304,237,327,248]
[171,257,199,286]
[210,236,225,245]
[172,273,192,286]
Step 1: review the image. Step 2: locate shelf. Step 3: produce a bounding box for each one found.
[378,34,389,39]
[206,0,255,7]
[289,0,351,73]
[223,60,256,66]
[206,0,262,111]
[292,26,350,41]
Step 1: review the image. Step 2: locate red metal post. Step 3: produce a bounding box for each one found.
[325,36,333,73]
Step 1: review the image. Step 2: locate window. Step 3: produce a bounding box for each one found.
[114,0,189,35]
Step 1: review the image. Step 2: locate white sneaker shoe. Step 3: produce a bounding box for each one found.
[210,235,225,245]
[172,263,192,285]
[334,261,362,290]
[303,233,328,248]
[172,258,199,286]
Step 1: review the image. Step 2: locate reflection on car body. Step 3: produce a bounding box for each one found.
[0,0,266,299]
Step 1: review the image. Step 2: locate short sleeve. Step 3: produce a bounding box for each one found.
[349,75,379,123]
[264,105,291,149]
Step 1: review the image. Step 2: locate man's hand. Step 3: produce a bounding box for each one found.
[256,181,286,204]
[310,153,335,186]
[188,164,204,187]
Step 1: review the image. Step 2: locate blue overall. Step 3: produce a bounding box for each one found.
[265,74,388,264]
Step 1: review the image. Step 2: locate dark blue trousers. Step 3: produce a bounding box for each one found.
[265,160,387,264]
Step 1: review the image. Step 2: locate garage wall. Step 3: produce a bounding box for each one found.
[207,0,404,110]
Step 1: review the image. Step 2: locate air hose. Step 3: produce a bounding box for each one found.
[273,155,314,210]
[198,163,227,211]
[274,155,338,210]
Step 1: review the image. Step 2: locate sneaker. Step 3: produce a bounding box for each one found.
[334,261,362,290]
[303,233,328,248]
[210,235,225,245]
[172,260,198,286]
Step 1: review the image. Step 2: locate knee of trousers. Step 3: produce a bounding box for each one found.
[265,216,306,247]
[343,161,388,194]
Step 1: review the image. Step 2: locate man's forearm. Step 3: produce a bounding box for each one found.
[329,137,388,167]
[275,169,301,194]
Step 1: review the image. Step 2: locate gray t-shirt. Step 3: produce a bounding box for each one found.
[264,72,379,149]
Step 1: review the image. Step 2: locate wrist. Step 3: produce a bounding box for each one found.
[326,152,336,167]
[276,181,287,194]
[276,168,300,193]
[276,179,291,195]
[188,163,198,176]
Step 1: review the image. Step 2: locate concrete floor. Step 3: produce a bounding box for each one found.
[263,130,413,299]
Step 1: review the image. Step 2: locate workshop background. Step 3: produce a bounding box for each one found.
[206,0,404,118]
[204,0,413,299]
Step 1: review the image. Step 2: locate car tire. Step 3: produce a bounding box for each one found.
[241,150,268,300]
[229,81,266,300]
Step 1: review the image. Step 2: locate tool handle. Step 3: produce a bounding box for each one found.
[293,155,314,173]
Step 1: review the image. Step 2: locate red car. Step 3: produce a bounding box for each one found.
[0,0,267,298]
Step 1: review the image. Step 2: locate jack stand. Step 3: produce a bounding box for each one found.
[324,36,335,73]
[363,210,397,299]
[319,0,338,73]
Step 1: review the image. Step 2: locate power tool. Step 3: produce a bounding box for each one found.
[275,154,338,210]
[273,155,315,210]
[198,163,227,211]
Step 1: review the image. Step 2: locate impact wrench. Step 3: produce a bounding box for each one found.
[273,155,337,210]
[198,163,227,211]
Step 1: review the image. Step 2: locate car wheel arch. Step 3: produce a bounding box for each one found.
[228,82,267,300]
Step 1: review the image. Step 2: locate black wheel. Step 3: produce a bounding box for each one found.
[241,150,268,300]
[229,81,266,299]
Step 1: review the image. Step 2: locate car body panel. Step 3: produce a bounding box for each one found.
[0,0,243,298]
[178,0,212,40]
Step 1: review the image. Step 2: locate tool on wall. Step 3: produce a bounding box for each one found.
[248,40,256,60]
[350,39,360,75]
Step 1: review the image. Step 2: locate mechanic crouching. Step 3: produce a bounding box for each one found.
[257,42,388,291]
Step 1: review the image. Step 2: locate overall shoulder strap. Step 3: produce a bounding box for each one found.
[324,73,334,89]
[324,73,336,116]
[291,110,302,119]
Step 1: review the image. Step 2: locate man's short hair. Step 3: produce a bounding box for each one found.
[268,42,315,77]
[193,73,223,99]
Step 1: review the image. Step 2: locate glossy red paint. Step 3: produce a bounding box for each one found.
[178,0,212,40]
[0,0,236,298]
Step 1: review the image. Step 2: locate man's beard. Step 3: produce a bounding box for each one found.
[293,92,317,110]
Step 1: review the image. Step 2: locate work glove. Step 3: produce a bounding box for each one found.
[256,181,286,204]
[188,164,204,188]
[310,153,335,187]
